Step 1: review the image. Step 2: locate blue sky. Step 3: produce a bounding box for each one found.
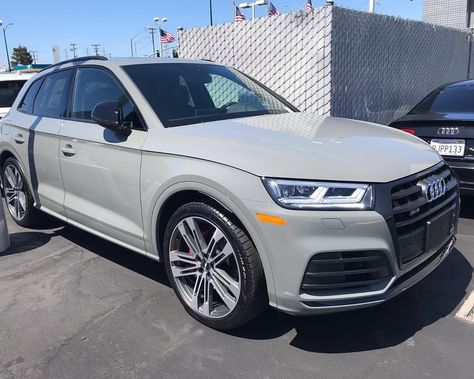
[0,0,422,65]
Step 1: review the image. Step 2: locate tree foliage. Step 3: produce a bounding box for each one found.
[11,46,33,66]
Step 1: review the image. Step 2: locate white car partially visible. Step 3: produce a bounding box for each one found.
[0,73,35,119]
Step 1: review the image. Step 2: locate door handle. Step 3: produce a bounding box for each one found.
[61,144,76,157]
[14,133,25,144]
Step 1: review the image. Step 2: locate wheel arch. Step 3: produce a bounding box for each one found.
[150,182,277,305]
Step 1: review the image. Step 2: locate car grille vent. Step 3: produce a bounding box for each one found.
[300,251,392,293]
[390,164,458,265]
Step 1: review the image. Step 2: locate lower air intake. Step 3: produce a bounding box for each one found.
[301,251,392,293]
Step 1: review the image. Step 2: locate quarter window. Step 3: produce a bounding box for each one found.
[71,68,135,127]
[18,79,43,114]
[33,70,73,118]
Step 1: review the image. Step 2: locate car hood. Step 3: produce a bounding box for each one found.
[154,113,441,183]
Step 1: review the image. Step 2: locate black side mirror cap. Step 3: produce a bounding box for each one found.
[91,101,131,137]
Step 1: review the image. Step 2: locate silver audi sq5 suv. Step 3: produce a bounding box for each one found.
[0,57,459,329]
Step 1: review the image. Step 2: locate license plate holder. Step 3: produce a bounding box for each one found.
[425,207,455,253]
[430,139,465,157]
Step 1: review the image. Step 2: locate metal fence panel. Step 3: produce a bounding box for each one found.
[179,6,472,125]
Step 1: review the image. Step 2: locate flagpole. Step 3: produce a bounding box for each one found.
[159,29,163,57]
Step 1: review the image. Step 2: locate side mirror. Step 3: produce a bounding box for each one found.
[91,101,131,137]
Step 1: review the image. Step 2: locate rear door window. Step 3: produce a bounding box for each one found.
[34,70,73,118]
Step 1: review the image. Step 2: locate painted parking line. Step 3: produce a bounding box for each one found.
[456,290,474,324]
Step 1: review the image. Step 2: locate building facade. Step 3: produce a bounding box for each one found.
[423,0,474,29]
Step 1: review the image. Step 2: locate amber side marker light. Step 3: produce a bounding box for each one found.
[256,213,287,225]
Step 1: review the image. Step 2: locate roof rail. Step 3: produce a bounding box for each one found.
[41,56,108,72]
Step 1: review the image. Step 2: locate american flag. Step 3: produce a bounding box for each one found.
[306,0,313,12]
[268,1,280,16]
[235,6,246,22]
[160,28,175,44]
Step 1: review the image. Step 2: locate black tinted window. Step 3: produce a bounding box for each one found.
[72,67,134,126]
[411,86,474,114]
[123,63,292,128]
[18,79,42,114]
[0,80,27,108]
[34,70,73,118]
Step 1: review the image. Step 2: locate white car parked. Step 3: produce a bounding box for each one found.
[0,72,35,119]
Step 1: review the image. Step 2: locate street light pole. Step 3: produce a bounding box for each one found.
[130,29,146,57]
[0,21,13,72]
[209,0,214,25]
[153,17,168,58]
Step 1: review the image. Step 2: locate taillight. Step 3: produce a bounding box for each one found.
[400,128,416,135]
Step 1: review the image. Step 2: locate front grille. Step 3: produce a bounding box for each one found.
[300,251,392,293]
[390,164,458,266]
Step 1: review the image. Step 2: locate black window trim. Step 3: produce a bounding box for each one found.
[17,76,44,116]
[18,67,74,120]
[68,64,148,131]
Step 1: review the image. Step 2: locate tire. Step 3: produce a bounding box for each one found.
[163,201,267,330]
[2,157,40,227]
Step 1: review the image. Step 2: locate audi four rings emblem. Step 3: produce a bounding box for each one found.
[417,175,447,203]
[437,127,460,135]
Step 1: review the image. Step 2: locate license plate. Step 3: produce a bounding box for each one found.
[430,139,465,157]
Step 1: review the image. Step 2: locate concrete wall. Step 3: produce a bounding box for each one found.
[179,5,473,125]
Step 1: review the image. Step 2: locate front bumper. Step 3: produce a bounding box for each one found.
[241,163,459,315]
[445,159,474,196]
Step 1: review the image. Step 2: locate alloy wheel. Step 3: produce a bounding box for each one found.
[3,164,27,221]
[168,216,241,319]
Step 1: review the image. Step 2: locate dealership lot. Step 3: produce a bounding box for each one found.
[0,199,473,379]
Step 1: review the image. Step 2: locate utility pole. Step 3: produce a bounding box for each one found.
[30,50,38,64]
[70,43,78,58]
[91,44,101,56]
[146,27,157,57]
[64,49,69,59]
[0,21,13,72]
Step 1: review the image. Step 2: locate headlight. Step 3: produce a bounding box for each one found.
[262,178,374,210]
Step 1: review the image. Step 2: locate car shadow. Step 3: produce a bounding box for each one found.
[229,248,472,353]
[58,224,170,287]
[1,231,54,256]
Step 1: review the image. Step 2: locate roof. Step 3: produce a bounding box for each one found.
[39,56,220,75]
[0,72,36,81]
[443,79,474,88]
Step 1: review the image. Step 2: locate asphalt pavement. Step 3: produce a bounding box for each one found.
[0,198,473,379]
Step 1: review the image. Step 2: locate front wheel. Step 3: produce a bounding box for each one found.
[163,202,267,330]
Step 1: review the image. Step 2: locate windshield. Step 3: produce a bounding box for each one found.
[123,63,295,127]
[0,80,27,108]
[411,85,474,114]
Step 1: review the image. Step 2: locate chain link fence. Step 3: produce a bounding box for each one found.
[179,5,472,125]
